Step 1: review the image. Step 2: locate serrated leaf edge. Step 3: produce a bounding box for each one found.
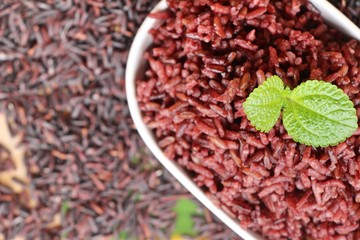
[244,76,358,148]
[243,75,285,132]
[283,80,358,147]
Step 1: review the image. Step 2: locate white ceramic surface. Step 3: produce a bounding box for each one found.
[309,0,360,41]
[125,1,359,239]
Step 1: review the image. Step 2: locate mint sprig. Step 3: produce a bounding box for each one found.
[241,75,287,132]
[172,198,200,237]
[243,75,358,147]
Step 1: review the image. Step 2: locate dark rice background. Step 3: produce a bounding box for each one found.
[330,0,360,26]
[0,1,237,239]
[0,0,358,240]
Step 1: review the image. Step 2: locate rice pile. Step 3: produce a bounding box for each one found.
[0,1,236,239]
[137,0,360,239]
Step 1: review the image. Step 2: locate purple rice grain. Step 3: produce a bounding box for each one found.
[0,0,237,239]
[138,0,360,239]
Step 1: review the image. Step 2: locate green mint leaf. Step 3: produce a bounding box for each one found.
[117,231,128,240]
[61,201,70,216]
[243,75,358,147]
[283,80,358,147]
[172,198,200,237]
[243,75,286,132]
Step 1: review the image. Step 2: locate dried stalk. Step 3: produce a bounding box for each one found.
[0,113,29,193]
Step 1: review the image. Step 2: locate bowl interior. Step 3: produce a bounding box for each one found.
[125,1,261,239]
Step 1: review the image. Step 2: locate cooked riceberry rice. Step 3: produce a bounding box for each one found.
[138,0,360,239]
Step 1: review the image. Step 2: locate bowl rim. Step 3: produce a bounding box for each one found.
[125,1,262,239]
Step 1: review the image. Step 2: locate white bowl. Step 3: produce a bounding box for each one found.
[125,1,360,239]
[125,1,261,239]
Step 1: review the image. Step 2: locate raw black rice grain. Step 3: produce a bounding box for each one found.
[0,0,237,239]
